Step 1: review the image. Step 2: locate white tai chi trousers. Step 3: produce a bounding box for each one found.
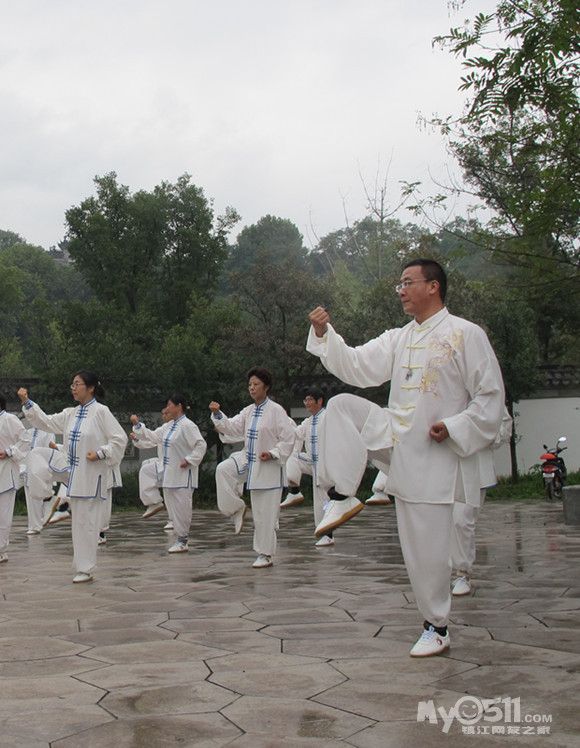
[25,486,46,532]
[322,394,392,496]
[324,393,452,627]
[286,453,329,526]
[395,499,453,627]
[70,496,108,573]
[163,487,194,541]
[216,457,282,557]
[449,489,485,577]
[139,458,163,507]
[0,488,16,552]
[138,459,174,522]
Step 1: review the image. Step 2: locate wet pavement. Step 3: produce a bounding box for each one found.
[0,500,578,747]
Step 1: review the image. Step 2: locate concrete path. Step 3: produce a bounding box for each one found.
[0,500,578,747]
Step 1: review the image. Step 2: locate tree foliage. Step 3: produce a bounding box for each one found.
[66,172,239,321]
[434,1,580,272]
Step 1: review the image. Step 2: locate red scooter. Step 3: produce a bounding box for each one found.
[540,437,568,500]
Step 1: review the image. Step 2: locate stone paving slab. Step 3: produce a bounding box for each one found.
[0,500,578,746]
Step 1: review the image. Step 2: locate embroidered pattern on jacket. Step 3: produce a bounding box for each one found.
[420,330,464,396]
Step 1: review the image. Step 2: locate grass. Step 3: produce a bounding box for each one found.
[486,470,580,501]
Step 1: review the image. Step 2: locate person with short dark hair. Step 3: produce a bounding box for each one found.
[209,367,295,568]
[307,259,506,657]
[0,391,26,562]
[131,394,206,554]
[17,372,127,583]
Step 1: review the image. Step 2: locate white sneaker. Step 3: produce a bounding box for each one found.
[451,575,472,596]
[315,496,363,537]
[409,626,450,657]
[163,521,174,531]
[98,533,107,545]
[168,541,188,553]
[48,510,71,525]
[252,554,273,568]
[0,553,8,563]
[280,492,305,507]
[142,502,164,518]
[233,505,248,535]
[365,493,392,505]
[315,535,335,547]
[26,529,41,535]
[73,572,93,584]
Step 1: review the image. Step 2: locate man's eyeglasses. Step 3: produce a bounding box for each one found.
[395,279,430,293]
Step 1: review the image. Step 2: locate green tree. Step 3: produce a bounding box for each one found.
[155,175,240,324]
[310,217,429,283]
[401,1,580,365]
[485,299,541,481]
[66,172,238,321]
[226,216,307,280]
[0,229,25,251]
[433,1,580,272]
[65,173,168,315]
[0,260,25,375]
[222,216,325,402]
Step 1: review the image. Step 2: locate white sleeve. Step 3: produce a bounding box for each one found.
[306,323,395,388]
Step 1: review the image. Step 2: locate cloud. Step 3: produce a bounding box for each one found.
[0,0,496,248]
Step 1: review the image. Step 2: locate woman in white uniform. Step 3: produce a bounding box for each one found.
[131,394,206,553]
[209,367,295,568]
[0,391,26,562]
[17,371,127,583]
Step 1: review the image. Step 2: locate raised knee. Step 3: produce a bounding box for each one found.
[327,393,359,410]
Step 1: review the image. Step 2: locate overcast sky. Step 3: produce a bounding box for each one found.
[0,0,497,250]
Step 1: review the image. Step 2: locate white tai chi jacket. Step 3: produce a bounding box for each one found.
[307,307,506,505]
[21,399,127,500]
[132,415,206,489]
[292,408,326,487]
[211,398,295,490]
[0,411,25,494]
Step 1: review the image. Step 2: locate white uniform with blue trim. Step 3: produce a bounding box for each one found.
[132,415,206,541]
[21,398,127,574]
[286,408,331,527]
[211,398,295,557]
[0,410,25,553]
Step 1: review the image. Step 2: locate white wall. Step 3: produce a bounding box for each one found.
[293,398,580,481]
[493,397,580,478]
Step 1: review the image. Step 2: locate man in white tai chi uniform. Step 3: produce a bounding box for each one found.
[281,386,334,546]
[307,259,506,657]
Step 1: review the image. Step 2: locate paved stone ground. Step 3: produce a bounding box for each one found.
[0,500,578,747]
